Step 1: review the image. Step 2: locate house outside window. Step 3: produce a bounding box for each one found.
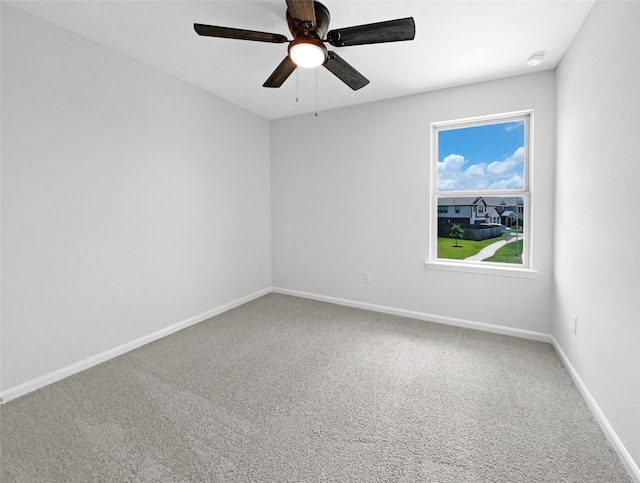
[427,111,533,276]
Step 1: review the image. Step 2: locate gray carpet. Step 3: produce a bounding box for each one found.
[0,293,632,482]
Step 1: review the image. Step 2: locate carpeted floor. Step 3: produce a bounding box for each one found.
[0,293,632,482]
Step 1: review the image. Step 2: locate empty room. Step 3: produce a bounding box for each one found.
[1,0,638,481]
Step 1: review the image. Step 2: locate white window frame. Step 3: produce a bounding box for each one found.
[426,110,536,278]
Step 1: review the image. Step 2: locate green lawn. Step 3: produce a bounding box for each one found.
[437,237,501,260]
[483,240,524,264]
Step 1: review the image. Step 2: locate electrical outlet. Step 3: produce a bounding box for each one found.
[364,272,372,284]
[571,314,578,335]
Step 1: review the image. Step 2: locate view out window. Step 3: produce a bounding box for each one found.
[428,111,532,274]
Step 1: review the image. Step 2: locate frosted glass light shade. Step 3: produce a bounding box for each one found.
[289,41,326,68]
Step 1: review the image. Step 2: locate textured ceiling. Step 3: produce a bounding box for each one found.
[8,1,595,119]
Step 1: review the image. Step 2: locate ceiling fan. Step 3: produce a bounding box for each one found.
[194,0,415,91]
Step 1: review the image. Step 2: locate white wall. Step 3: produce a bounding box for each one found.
[3,2,636,474]
[272,71,556,334]
[0,5,272,391]
[554,0,640,469]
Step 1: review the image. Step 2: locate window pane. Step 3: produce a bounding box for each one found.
[436,195,524,265]
[438,121,524,191]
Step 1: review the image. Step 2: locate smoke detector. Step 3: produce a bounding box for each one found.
[526,52,546,66]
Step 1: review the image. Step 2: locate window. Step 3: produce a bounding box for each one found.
[427,111,533,276]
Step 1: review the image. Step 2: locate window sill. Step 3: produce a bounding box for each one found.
[425,260,538,278]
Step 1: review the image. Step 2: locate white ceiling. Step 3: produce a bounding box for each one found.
[8,1,595,120]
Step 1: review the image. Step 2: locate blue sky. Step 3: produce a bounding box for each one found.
[438,121,524,191]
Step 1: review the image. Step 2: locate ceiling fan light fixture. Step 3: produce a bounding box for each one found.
[195,1,416,90]
[289,38,327,68]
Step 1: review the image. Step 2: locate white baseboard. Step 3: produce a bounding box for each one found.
[550,337,640,482]
[2,286,637,481]
[0,288,271,404]
[274,287,638,481]
[272,287,551,342]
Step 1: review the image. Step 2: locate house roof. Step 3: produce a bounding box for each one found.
[437,197,469,205]
[478,197,524,207]
[437,196,523,207]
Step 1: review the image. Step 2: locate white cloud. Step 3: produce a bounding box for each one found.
[505,121,524,132]
[488,173,523,190]
[438,147,524,191]
[466,164,487,177]
[486,147,523,177]
[438,154,466,175]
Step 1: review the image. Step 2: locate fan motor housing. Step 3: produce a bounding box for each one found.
[287,1,330,40]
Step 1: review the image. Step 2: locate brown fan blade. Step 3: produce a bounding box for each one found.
[327,17,415,47]
[263,56,297,88]
[286,0,316,29]
[194,24,288,43]
[323,51,369,91]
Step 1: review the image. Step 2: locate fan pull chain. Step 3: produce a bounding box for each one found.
[315,68,318,117]
[296,69,299,103]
